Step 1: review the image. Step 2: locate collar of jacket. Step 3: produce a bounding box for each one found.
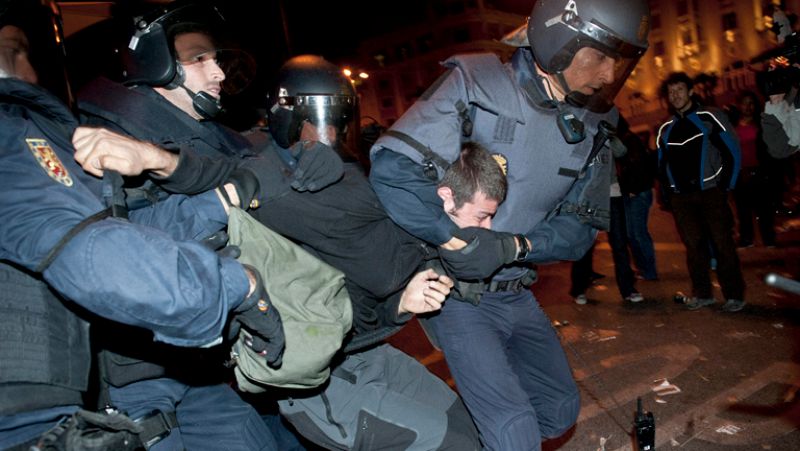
[0,77,77,127]
[674,101,699,119]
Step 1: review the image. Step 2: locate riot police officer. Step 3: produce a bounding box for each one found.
[369,0,651,449]
[0,1,284,449]
[69,2,298,450]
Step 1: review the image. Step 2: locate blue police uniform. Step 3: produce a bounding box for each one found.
[370,48,617,450]
[0,77,257,449]
[77,77,289,451]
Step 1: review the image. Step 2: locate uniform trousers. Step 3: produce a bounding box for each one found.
[109,378,277,451]
[428,289,579,451]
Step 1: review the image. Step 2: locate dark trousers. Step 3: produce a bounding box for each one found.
[623,190,658,279]
[608,196,637,298]
[733,169,776,246]
[569,245,595,297]
[670,188,745,300]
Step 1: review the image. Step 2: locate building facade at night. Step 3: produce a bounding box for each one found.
[351,0,799,135]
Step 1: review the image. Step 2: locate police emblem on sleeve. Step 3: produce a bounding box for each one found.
[26,138,73,187]
[492,153,508,176]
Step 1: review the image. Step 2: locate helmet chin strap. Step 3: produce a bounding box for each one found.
[554,71,594,110]
[179,83,223,119]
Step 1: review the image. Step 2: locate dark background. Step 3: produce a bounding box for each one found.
[64,0,534,128]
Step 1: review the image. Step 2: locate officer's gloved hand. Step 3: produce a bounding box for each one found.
[223,156,292,210]
[439,227,517,280]
[228,265,285,368]
[199,231,241,260]
[289,140,344,192]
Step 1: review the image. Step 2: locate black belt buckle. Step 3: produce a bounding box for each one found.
[488,278,522,293]
[487,268,537,293]
[134,410,175,449]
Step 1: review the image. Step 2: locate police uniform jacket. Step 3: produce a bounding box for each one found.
[0,77,250,415]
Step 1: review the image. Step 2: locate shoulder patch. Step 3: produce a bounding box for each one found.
[492,153,508,176]
[26,139,73,187]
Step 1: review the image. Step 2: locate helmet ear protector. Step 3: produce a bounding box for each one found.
[120,10,178,88]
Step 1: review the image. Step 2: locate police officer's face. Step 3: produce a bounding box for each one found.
[0,25,38,84]
[441,189,498,229]
[667,82,693,113]
[176,32,225,98]
[562,46,616,96]
[157,31,225,119]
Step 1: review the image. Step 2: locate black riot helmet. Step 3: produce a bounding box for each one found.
[116,0,256,119]
[0,0,73,107]
[527,0,650,112]
[267,55,358,153]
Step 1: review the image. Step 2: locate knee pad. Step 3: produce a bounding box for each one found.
[540,389,580,439]
[498,412,540,451]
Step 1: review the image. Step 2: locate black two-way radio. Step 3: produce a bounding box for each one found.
[634,397,655,450]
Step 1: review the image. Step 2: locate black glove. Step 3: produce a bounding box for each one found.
[224,154,292,210]
[199,231,241,259]
[289,140,344,192]
[34,409,144,451]
[439,227,518,280]
[228,265,285,368]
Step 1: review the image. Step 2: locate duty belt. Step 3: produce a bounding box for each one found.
[454,267,538,306]
[135,409,179,449]
[486,277,531,293]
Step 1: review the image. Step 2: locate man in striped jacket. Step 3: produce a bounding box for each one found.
[657,71,745,312]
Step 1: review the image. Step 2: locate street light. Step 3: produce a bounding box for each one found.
[342,67,369,86]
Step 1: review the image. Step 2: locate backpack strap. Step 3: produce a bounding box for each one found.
[382,130,451,181]
[443,53,523,123]
[35,169,129,273]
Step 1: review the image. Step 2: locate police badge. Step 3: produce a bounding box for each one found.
[27,138,73,187]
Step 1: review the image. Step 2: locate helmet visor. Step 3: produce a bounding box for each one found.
[177,47,256,95]
[282,94,358,153]
[556,11,646,113]
[564,48,641,113]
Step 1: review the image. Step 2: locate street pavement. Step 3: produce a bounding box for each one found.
[389,202,800,450]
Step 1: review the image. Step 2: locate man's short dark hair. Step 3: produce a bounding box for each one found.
[660,71,693,98]
[439,142,507,208]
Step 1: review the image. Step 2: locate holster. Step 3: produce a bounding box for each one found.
[29,409,146,451]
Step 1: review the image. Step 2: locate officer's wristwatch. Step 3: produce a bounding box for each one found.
[514,234,530,262]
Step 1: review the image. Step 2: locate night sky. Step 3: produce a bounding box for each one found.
[63,1,538,128]
[221,0,533,70]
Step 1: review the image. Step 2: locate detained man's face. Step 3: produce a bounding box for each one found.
[439,187,498,229]
[0,25,38,83]
[667,82,693,113]
[156,31,225,119]
[561,46,617,96]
